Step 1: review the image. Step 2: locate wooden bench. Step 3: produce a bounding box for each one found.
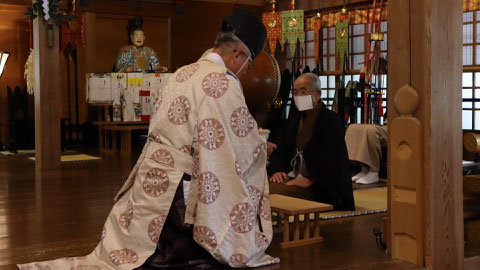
[270,194,333,248]
[103,124,149,155]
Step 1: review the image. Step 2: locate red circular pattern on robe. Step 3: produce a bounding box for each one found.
[193,226,218,253]
[202,73,229,98]
[179,145,192,155]
[143,168,170,197]
[20,264,51,270]
[259,194,272,221]
[247,185,262,211]
[230,202,255,233]
[101,227,106,241]
[70,266,101,270]
[192,154,200,179]
[234,161,243,180]
[148,215,167,243]
[252,143,265,165]
[118,200,134,229]
[148,132,162,143]
[230,107,255,137]
[229,253,247,268]
[168,95,191,125]
[198,172,221,204]
[109,249,138,266]
[150,149,175,167]
[256,232,269,250]
[198,118,225,150]
[152,97,162,116]
[176,63,199,83]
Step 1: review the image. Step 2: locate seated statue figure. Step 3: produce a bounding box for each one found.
[114,16,165,73]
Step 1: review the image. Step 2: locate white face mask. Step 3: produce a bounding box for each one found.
[294,95,314,111]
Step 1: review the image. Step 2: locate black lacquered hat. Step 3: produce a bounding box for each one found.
[128,16,143,36]
[221,8,267,59]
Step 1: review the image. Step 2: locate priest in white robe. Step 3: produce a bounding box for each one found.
[19,8,279,270]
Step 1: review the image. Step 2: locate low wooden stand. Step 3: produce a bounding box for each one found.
[270,194,333,248]
[103,124,149,155]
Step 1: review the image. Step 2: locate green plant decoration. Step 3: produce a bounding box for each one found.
[26,0,75,27]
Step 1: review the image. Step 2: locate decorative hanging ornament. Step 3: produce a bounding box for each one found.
[43,0,50,20]
[314,12,321,66]
[281,9,304,56]
[262,0,282,56]
[335,11,349,67]
[61,12,86,50]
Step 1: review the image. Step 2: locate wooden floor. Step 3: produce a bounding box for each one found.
[0,147,420,270]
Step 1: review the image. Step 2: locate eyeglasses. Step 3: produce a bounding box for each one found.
[234,49,254,70]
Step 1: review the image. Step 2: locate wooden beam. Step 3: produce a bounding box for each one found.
[76,0,174,17]
[33,13,61,169]
[276,0,371,12]
[388,0,463,268]
[0,1,31,6]
[192,0,265,6]
[428,0,464,268]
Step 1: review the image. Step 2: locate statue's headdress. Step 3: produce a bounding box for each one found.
[127,16,143,37]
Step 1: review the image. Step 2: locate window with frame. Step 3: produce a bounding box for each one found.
[462,11,480,130]
[322,26,336,71]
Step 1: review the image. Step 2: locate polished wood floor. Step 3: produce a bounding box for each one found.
[0,147,420,270]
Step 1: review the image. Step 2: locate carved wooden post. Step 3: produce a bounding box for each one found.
[388,0,463,268]
[33,8,61,170]
[390,85,424,265]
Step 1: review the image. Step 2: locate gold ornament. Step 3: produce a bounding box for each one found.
[268,19,277,28]
[316,12,321,19]
[273,98,283,109]
[135,56,149,70]
[339,28,346,38]
[288,18,297,27]
[341,7,347,15]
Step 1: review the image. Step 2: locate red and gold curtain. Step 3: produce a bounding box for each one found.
[262,12,282,56]
[465,0,480,12]
[305,7,388,30]
[61,12,85,50]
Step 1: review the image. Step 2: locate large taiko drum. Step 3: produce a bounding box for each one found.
[240,50,281,124]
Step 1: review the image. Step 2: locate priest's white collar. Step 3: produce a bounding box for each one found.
[205,52,225,67]
[205,52,237,82]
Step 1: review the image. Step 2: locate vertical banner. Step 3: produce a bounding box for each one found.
[262,12,282,56]
[281,9,305,56]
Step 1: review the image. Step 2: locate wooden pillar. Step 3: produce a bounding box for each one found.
[33,15,61,170]
[388,0,463,269]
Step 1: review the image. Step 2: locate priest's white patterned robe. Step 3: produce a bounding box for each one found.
[18,55,279,269]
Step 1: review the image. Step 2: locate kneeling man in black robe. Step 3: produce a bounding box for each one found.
[267,73,355,211]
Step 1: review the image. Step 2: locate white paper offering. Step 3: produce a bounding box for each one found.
[87,73,111,103]
[111,73,127,106]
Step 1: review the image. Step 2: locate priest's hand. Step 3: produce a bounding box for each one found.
[266,142,277,159]
[286,177,314,188]
[270,172,287,183]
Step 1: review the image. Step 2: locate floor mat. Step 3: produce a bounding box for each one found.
[28,154,101,162]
